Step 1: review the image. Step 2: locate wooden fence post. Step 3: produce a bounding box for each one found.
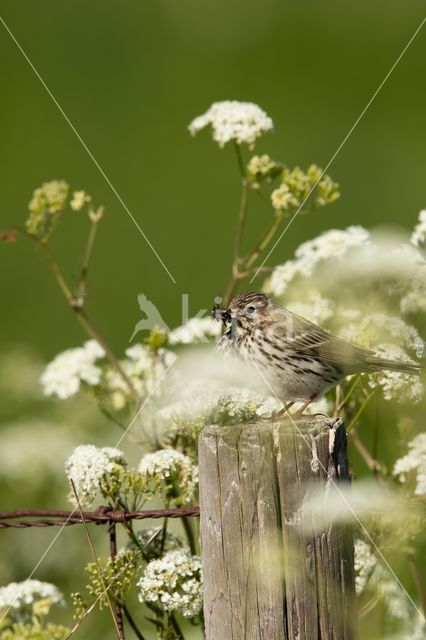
[198,416,355,640]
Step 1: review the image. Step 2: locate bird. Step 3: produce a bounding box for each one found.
[213,292,422,414]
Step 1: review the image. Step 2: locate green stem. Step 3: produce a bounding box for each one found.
[349,428,382,474]
[346,389,377,433]
[46,247,139,405]
[77,217,99,300]
[233,141,245,177]
[335,375,362,414]
[170,613,185,640]
[242,210,283,271]
[182,515,197,556]
[223,177,249,306]
[18,228,141,404]
[99,406,127,432]
[122,605,147,640]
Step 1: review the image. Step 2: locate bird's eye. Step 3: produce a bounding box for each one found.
[246,305,256,315]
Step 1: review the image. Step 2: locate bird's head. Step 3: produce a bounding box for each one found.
[213,292,274,341]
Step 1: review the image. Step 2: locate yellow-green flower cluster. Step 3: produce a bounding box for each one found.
[0,622,70,639]
[70,190,91,211]
[271,165,339,212]
[72,549,140,617]
[25,180,69,241]
[247,154,281,186]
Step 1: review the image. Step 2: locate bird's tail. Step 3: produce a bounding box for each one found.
[365,355,422,375]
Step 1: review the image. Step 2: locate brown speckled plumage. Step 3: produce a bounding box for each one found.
[215,292,421,408]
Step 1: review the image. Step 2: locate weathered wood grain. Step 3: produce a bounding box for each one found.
[199,416,355,640]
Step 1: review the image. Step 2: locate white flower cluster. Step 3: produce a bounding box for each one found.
[400,264,426,315]
[65,444,126,507]
[393,433,426,496]
[138,449,198,504]
[265,226,370,297]
[106,344,176,410]
[188,100,273,148]
[137,549,202,618]
[0,580,64,620]
[168,317,221,345]
[411,210,426,248]
[40,340,105,399]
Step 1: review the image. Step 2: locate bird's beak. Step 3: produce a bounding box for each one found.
[212,306,231,324]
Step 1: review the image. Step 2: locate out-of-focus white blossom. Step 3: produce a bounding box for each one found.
[0,422,75,484]
[405,614,426,640]
[188,100,273,148]
[337,315,423,403]
[368,345,423,404]
[287,290,335,326]
[159,380,282,430]
[106,345,176,409]
[400,262,426,315]
[137,549,202,618]
[65,444,126,507]
[338,313,424,358]
[138,449,198,504]
[393,433,426,496]
[0,580,64,622]
[265,226,370,296]
[295,226,370,263]
[70,190,91,211]
[354,539,416,624]
[354,539,377,594]
[168,317,221,345]
[411,210,426,248]
[40,340,105,399]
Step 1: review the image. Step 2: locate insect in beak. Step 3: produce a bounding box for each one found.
[212,305,231,324]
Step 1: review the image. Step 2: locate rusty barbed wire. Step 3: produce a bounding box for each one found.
[0,506,200,529]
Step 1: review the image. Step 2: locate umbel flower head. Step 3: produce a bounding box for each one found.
[65,444,126,507]
[188,100,273,148]
[26,180,69,242]
[271,165,340,212]
[137,549,203,618]
[40,340,105,399]
[0,580,64,624]
[138,449,198,505]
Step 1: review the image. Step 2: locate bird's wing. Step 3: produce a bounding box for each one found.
[271,309,374,374]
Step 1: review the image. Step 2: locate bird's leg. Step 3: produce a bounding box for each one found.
[293,395,317,416]
[276,401,295,417]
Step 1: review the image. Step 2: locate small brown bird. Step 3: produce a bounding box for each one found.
[214,292,422,413]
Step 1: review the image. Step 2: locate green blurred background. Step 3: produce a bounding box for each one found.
[0,1,425,638]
